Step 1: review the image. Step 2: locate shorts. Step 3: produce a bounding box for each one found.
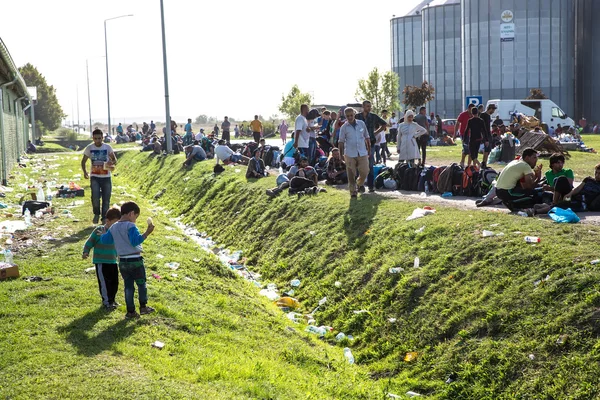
[469,141,481,159]
[483,143,492,153]
[462,143,469,155]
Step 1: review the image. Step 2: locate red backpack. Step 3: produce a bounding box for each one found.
[461,165,480,197]
[432,165,447,193]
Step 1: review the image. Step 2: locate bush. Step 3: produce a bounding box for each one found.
[66,130,79,142]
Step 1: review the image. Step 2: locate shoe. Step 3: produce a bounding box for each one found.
[110,301,120,308]
[350,191,358,198]
[525,208,535,217]
[266,189,276,197]
[93,215,100,224]
[368,187,375,193]
[358,186,366,193]
[318,187,327,193]
[103,304,115,311]
[125,311,140,319]
[476,199,492,208]
[140,306,155,315]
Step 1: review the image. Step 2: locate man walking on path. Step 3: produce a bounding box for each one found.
[250,115,263,143]
[81,129,117,224]
[456,103,475,168]
[355,100,387,193]
[338,107,370,198]
[221,116,231,144]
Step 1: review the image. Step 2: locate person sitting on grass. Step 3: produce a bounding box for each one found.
[266,156,310,197]
[200,135,215,158]
[82,207,121,311]
[26,140,37,154]
[215,140,248,165]
[563,164,600,211]
[183,142,207,167]
[542,153,574,205]
[495,147,552,216]
[246,148,266,179]
[100,201,155,319]
[326,148,347,185]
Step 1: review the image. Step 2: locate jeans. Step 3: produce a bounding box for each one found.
[90,177,112,221]
[366,146,376,190]
[308,137,317,165]
[374,145,382,164]
[119,259,148,313]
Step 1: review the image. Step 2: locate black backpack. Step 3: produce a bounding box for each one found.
[418,166,436,192]
[480,168,498,196]
[403,166,423,191]
[375,167,393,189]
[394,163,410,189]
[263,146,274,167]
[451,165,465,195]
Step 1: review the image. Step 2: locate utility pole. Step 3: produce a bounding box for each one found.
[76,85,80,134]
[160,0,172,153]
[86,59,92,136]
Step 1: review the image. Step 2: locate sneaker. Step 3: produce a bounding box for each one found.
[93,215,100,224]
[103,304,114,311]
[125,311,140,319]
[358,186,366,193]
[476,199,492,208]
[110,301,120,309]
[350,192,358,198]
[266,189,276,197]
[140,306,155,315]
[318,187,327,193]
[368,187,375,193]
[525,208,535,217]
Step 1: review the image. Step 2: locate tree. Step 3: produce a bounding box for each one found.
[527,88,548,100]
[18,63,65,135]
[279,85,312,121]
[403,81,436,110]
[354,68,401,114]
[195,114,208,124]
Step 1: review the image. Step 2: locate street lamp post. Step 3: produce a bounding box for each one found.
[86,59,92,136]
[160,0,172,153]
[104,14,133,137]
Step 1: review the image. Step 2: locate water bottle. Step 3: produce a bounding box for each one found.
[24,209,31,226]
[45,182,53,201]
[37,186,45,202]
[290,279,301,287]
[343,347,355,364]
[424,181,430,193]
[4,249,13,265]
[414,257,420,268]
[525,236,540,243]
[305,325,326,336]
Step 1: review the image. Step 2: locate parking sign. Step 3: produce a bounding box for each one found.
[466,96,483,109]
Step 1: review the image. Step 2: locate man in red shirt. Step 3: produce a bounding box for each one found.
[456,103,475,168]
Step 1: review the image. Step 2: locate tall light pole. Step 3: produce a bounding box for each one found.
[86,59,92,136]
[104,14,133,137]
[160,0,172,153]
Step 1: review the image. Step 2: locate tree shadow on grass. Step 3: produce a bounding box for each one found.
[58,307,136,356]
[343,193,383,241]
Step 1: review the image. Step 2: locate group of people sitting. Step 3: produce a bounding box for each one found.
[478,149,600,216]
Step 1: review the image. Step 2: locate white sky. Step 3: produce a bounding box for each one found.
[1,0,419,124]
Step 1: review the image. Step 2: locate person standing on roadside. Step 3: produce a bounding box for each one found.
[436,115,443,138]
[221,116,231,144]
[456,103,475,168]
[464,107,486,168]
[413,107,430,165]
[81,129,117,224]
[388,112,398,143]
[355,100,387,193]
[250,115,263,143]
[338,107,370,198]
[480,103,496,168]
[279,120,288,145]
[293,105,310,158]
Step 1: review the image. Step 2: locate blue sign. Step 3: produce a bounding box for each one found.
[466,96,483,109]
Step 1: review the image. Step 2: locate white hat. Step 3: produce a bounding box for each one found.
[404,110,415,118]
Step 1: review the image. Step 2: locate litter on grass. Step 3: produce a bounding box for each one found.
[406,207,436,221]
[404,352,418,362]
[165,262,180,270]
[151,341,165,349]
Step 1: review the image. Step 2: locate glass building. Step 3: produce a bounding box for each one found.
[422,1,461,118]
[575,0,600,123]
[462,0,575,118]
[390,13,422,112]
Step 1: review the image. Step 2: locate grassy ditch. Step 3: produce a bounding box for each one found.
[117,150,600,399]
[0,153,385,399]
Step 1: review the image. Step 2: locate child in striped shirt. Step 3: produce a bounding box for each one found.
[83,208,121,310]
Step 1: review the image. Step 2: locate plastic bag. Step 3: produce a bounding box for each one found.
[548,207,580,224]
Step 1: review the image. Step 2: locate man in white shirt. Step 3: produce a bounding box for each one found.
[195,128,205,141]
[293,104,311,158]
[214,140,248,165]
[81,129,117,224]
[389,112,399,143]
[338,107,371,198]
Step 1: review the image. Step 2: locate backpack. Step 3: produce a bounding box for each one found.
[480,168,498,196]
[437,163,457,194]
[418,166,436,192]
[263,146,274,167]
[394,163,410,189]
[403,166,423,191]
[461,165,480,197]
[242,142,258,158]
[432,165,447,193]
[214,164,225,174]
[375,167,393,189]
[451,165,465,195]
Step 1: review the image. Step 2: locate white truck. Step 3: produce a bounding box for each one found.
[485,99,575,129]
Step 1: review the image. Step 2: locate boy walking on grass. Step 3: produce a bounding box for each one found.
[82,208,121,310]
[100,201,155,319]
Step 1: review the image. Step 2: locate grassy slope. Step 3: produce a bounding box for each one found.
[0,154,384,399]
[116,148,600,399]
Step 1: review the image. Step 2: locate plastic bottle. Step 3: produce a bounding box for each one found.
[525,236,540,243]
[336,332,347,341]
[45,182,53,201]
[414,257,420,268]
[4,249,13,265]
[343,347,355,364]
[24,209,31,226]
[290,279,301,287]
[37,186,45,202]
[424,181,430,193]
[305,325,327,336]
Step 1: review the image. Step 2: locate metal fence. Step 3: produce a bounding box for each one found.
[0,38,32,185]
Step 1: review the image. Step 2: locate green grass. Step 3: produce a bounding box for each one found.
[34,141,74,153]
[111,149,600,399]
[0,154,386,399]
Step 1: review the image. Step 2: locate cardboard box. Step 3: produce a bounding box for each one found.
[0,263,19,280]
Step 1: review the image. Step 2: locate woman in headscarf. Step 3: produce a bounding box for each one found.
[279,120,288,145]
[396,110,428,164]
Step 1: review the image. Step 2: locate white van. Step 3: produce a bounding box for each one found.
[485,99,575,129]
